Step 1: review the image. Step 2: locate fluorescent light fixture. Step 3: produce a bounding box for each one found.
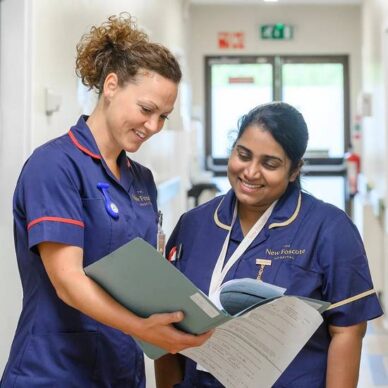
[264,0,279,2]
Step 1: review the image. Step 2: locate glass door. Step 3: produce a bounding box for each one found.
[281,57,349,159]
[280,57,349,212]
[206,56,274,170]
[205,55,350,212]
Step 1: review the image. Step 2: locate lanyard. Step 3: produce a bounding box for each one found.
[208,200,277,297]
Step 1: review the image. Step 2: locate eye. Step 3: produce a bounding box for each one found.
[237,149,251,161]
[140,106,152,114]
[263,163,277,170]
[262,159,281,170]
[160,114,169,121]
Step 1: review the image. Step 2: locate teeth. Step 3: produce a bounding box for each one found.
[135,130,146,139]
[241,180,262,189]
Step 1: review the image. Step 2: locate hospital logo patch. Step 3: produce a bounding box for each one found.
[131,191,152,207]
[265,246,306,260]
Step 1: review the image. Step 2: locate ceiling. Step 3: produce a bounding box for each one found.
[190,0,361,5]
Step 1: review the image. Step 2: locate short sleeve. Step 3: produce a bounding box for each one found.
[319,212,383,326]
[15,144,85,250]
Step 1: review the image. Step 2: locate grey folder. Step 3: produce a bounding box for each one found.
[84,237,330,360]
[84,237,228,359]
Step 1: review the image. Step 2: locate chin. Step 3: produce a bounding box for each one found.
[124,143,142,153]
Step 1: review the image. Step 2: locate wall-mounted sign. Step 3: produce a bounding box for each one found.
[218,32,245,49]
[260,24,293,40]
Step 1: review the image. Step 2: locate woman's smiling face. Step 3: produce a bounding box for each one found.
[103,70,177,154]
[227,124,300,214]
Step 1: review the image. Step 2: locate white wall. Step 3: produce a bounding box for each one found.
[189,4,362,131]
[0,0,189,376]
[0,0,32,373]
[361,0,388,315]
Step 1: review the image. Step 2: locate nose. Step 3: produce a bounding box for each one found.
[144,115,162,134]
[243,162,261,180]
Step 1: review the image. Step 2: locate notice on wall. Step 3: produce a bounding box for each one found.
[218,32,245,49]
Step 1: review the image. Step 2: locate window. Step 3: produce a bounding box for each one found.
[205,55,350,212]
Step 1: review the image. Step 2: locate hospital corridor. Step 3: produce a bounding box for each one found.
[1,0,388,386]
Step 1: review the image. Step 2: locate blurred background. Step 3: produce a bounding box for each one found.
[1,0,387,386]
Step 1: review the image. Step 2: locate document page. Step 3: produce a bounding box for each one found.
[182,296,323,388]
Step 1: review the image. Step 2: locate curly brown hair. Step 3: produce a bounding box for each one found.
[75,13,182,94]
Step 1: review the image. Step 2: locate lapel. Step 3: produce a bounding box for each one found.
[212,185,302,250]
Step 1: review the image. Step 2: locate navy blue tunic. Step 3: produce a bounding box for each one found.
[167,184,383,388]
[2,116,158,387]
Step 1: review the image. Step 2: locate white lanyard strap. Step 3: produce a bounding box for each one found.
[209,200,277,296]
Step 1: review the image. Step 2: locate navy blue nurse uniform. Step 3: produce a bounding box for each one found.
[1,116,158,387]
[167,183,383,388]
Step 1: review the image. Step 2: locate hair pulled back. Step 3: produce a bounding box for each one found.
[76,13,182,94]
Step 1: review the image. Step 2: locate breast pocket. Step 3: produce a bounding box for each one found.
[273,259,323,298]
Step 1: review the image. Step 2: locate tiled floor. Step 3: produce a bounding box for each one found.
[359,316,388,387]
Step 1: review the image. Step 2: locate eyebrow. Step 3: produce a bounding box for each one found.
[236,145,284,162]
[138,100,159,110]
[138,100,173,115]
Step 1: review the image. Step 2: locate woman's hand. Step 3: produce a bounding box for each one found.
[133,312,213,354]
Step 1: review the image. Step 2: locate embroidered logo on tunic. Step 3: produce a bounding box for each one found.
[131,191,152,206]
[265,245,306,260]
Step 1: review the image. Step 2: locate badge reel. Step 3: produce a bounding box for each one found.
[97,182,119,219]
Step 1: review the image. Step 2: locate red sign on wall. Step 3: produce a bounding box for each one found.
[218,32,245,49]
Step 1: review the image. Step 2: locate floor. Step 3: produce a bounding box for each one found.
[145,316,388,388]
[359,316,388,387]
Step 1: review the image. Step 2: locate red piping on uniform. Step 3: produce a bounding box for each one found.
[27,216,85,230]
[68,130,101,159]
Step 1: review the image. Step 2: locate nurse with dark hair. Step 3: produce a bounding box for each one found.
[1,13,210,387]
[156,102,383,388]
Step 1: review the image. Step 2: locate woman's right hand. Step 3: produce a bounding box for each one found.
[133,311,213,354]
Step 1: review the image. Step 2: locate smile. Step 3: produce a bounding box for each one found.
[239,179,264,190]
[134,129,146,139]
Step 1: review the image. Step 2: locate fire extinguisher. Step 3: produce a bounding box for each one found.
[345,145,361,197]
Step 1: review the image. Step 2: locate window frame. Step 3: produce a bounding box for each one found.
[204,54,350,173]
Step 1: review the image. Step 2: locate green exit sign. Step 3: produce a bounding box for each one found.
[260,24,293,40]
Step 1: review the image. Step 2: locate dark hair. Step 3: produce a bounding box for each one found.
[75,13,182,94]
[234,102,309,184]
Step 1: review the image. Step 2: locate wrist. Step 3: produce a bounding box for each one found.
[124,315,146,338]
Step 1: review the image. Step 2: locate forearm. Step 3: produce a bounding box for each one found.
[326,323,366,388]
[56,269,143,336]
[39,243,213,353]
[155,354,184,388]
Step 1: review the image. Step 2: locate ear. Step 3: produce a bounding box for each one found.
[289,160,303,182]
[102,73,119,100]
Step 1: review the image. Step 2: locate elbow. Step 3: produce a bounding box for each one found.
[54,285,77,308]
[46,269,86,310]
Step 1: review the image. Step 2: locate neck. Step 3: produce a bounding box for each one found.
[87,106,122,180]
[238,202,269,236]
